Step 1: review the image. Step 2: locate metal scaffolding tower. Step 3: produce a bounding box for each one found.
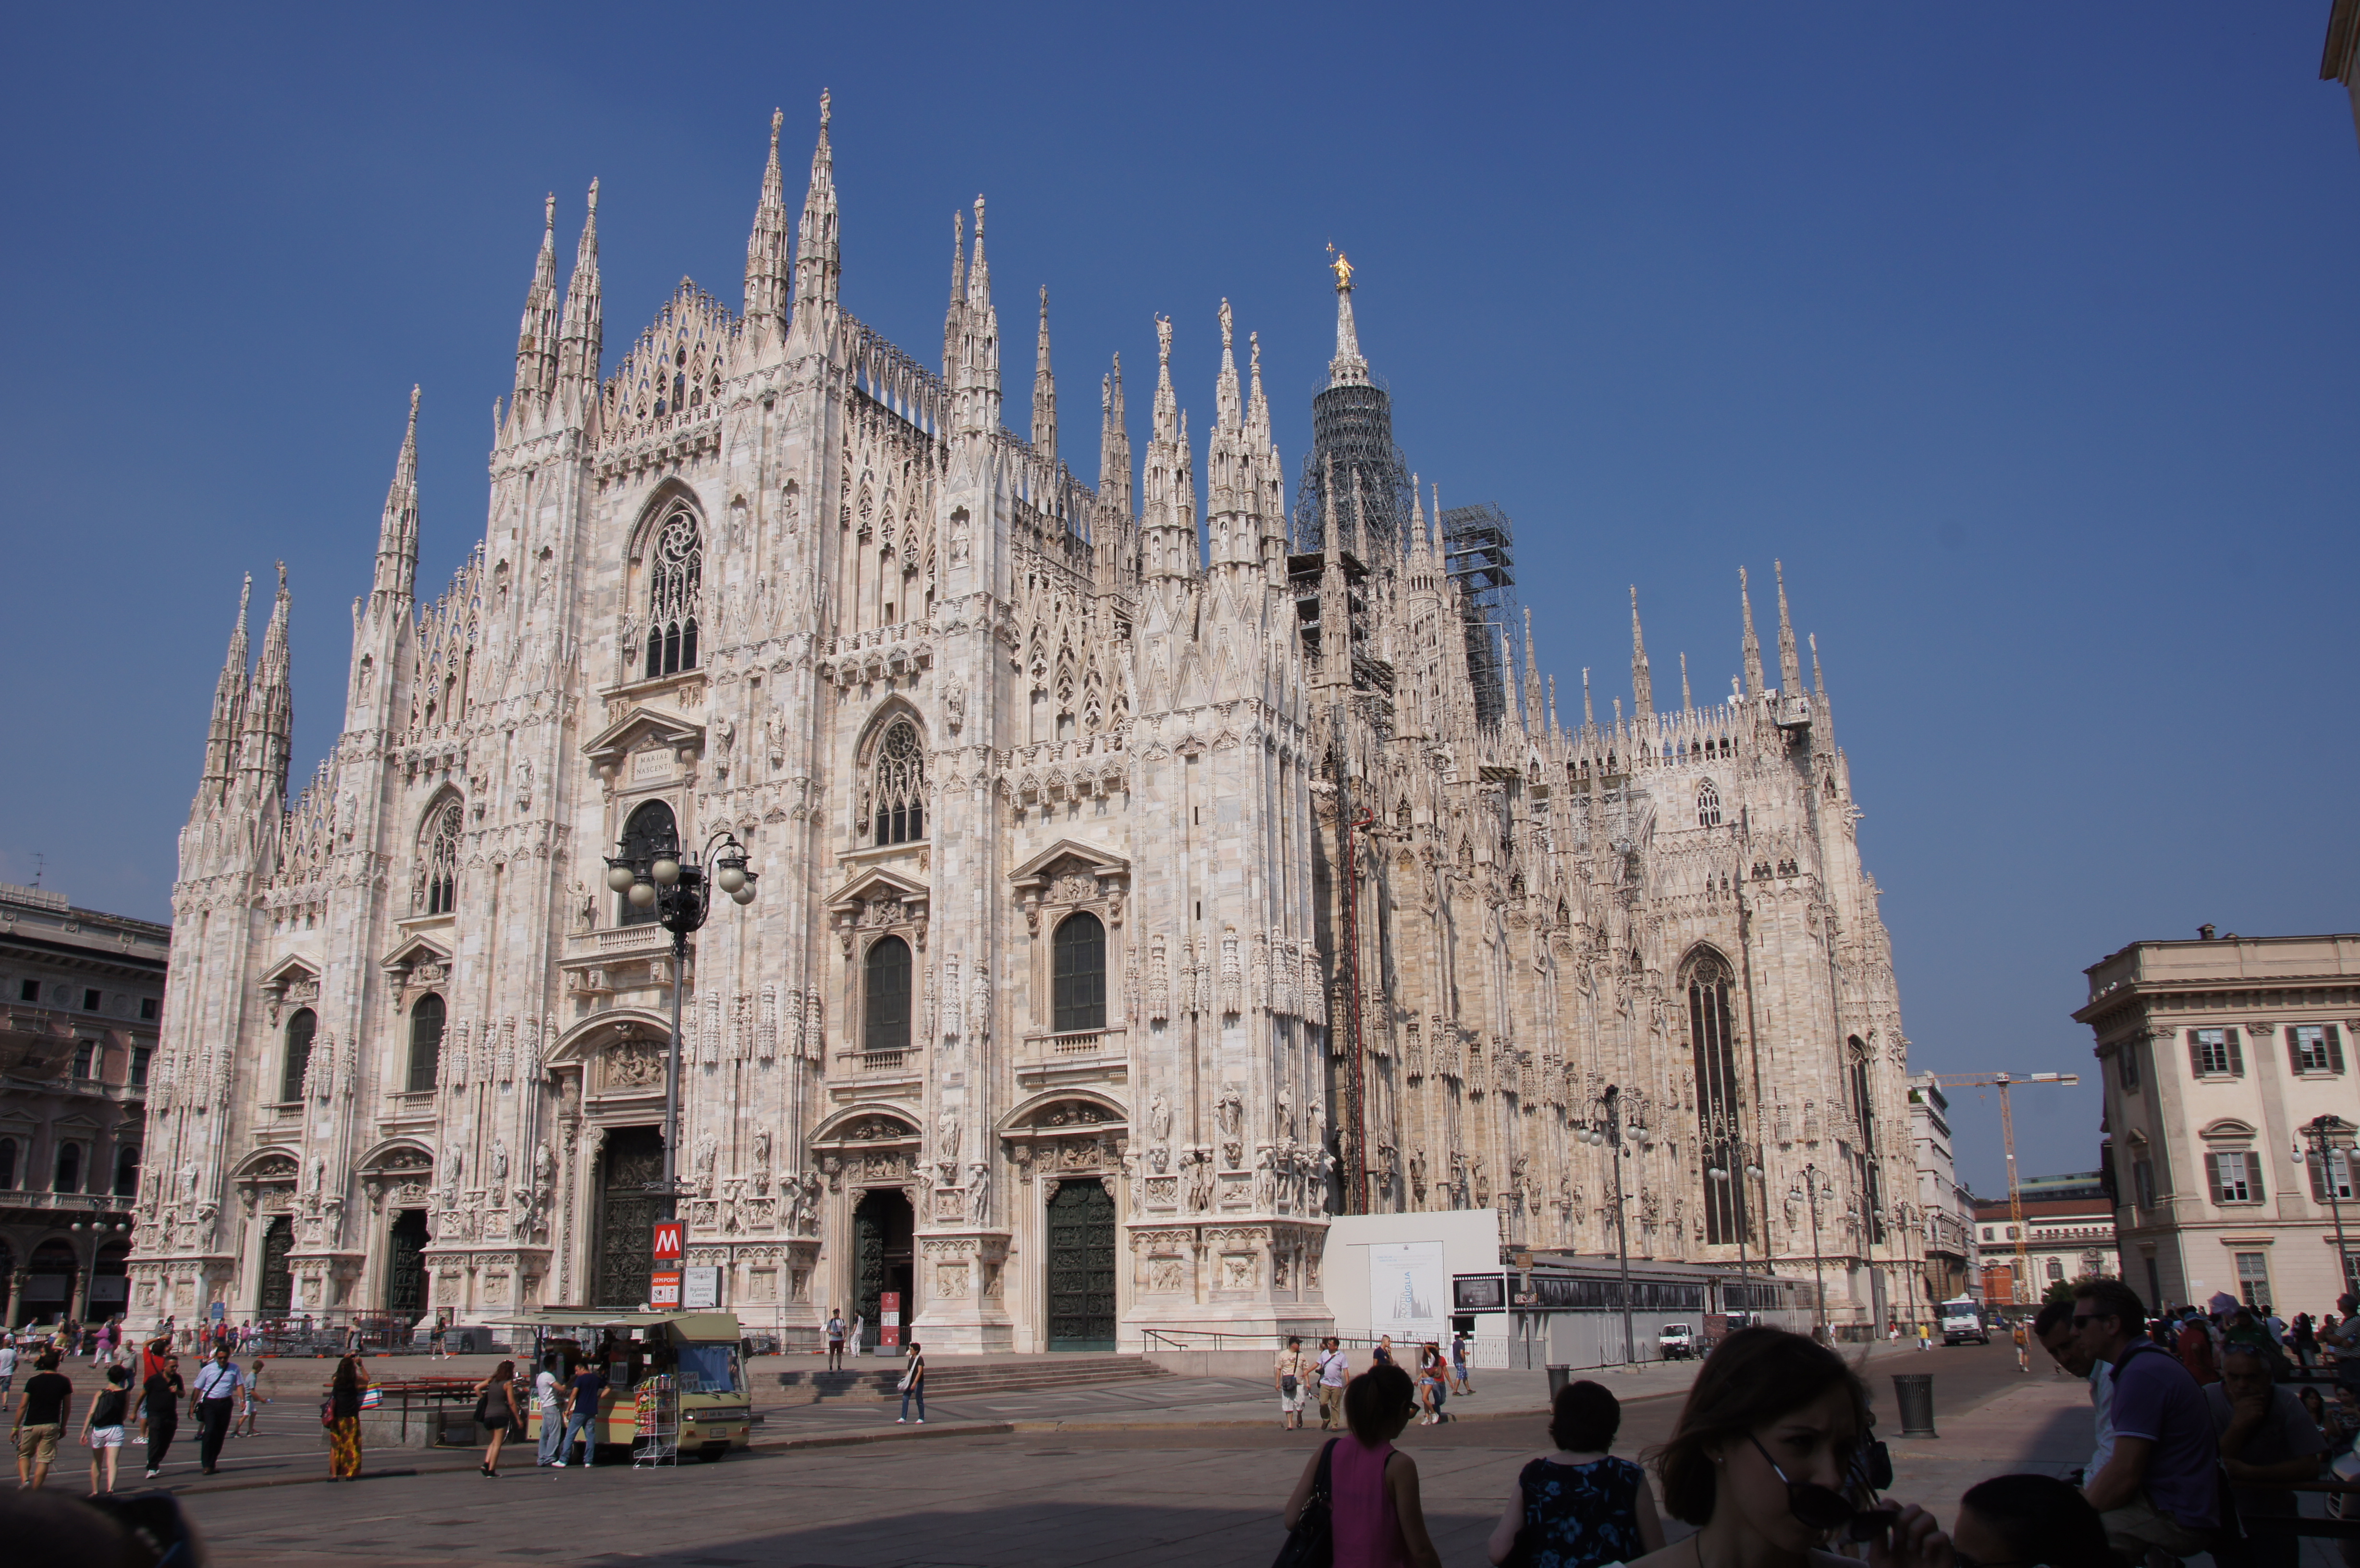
[1441,502,1516,727]
[1291,379,1412,563]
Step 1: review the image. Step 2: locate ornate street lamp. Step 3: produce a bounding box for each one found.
[605,827,757,1239]
[2305,1114,2357,1294]
[1705,1125,1767,1279]
[1577,1085,1636,1365]
[1790,1162,1832,1340]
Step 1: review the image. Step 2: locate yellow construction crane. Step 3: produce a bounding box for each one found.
[1921,1071,2081,1306]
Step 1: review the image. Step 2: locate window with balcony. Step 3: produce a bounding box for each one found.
[862,936,911,1059]
[407,994,445,1094]
[617,799,677,928]
[72,1041,95,1081]
[53,1141,81,1194]
[1052,912,1107,1034]
[280,1008,317,1102]
[0,1137,15,1189]
[113,1145,138,1198]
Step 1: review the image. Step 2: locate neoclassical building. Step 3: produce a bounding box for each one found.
[129,98,1922,1347]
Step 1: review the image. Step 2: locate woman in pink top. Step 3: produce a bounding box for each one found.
[1283,1363,1441,1568]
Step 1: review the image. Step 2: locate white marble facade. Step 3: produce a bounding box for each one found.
[128,98,1922,1347]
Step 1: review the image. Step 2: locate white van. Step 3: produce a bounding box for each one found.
[1940,1298,1989,1346]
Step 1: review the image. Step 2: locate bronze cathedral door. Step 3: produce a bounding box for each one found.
[593,1127,664,1307]
[1045,1179,1116,1350]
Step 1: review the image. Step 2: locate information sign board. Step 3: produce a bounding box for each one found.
[683,1265,720,1310]
[650,1269,682,1308]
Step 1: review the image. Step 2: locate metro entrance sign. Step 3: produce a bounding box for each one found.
[652,1221,684,1264]
[650,1271,683,1308]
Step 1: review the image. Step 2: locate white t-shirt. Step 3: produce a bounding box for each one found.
[0,1345,17,1377]
[2088,1359,2116,1477]
[193,1361,243,1401]
[1316,1350,1349,1388]
[535,1369,561,1412]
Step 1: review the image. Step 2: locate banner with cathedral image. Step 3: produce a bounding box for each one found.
[1369,1240,1447,1346]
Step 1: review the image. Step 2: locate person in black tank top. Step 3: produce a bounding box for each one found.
[80,1365,131,1494]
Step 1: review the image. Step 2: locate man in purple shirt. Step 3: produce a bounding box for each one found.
[2074,1278,2219,1560]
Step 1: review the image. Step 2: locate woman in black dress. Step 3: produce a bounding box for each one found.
[475,1360,521,1476]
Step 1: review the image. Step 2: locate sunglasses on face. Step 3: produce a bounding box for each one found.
[1746,1433,1895,1540]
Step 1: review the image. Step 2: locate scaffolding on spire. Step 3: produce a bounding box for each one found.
[1438,501,1517,727]
[1291,252,1411,563]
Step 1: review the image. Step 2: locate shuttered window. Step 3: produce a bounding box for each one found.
[2190,1028,2242,1077]
[2310,1148,2356,1201]
[2207,1150,2262,1203]
[2290,1025,2346,1075]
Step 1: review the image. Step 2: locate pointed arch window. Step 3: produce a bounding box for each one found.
[1053,912,1107,1034]
[643,507,702,678]
[281,1007,317,1102]
[1684,951,1745,1247]
[407,993,445,1094]
[1696,780,1722,829]
[618,800,678,926]
[863,936,912,1056]
[418,798,461,915]
[869,720,925,845]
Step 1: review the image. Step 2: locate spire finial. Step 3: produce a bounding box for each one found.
[792,91,840,319]
[1629,585,1653,718]
[1739,566,1765,697]
[1582,666,1595,728]
[771,106,783,148]
[1810,632,1826,701]
[1325,244,1368,387]
[544,191,555,233]
[820,87,830,129]
[1031,284,1057,464]
[1774,558,1803,693]
[557,179,603,398]
[1679,650,1692,710]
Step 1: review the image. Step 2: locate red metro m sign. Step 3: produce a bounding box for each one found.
[652,1221,684,1263]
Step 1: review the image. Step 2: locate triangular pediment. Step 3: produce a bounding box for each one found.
[823,866,931,918]
[583,705,706,770]
[258,953,321,989]
[380,933,454,974]
[1009,838,1130,890]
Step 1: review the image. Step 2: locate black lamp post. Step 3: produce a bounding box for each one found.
[1578,1085,1636,1365]
[605,828,757,1243]
[2305,1114,2357,1293]
[1791,1162,1831,1340]
[1705,1126,1765,1280]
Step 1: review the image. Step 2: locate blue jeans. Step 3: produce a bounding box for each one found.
[561,1409,598,1463]
[537,1408,563,1464]
[899,1381,924,1421]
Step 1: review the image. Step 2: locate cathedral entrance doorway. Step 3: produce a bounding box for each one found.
[851,1188,913,1347]
[593,1126,664,1307]
[258,1217,293,1315]
[385,1210,428,1317]
[1045,1178,1116,1350]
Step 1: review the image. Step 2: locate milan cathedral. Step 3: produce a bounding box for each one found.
[130,97,1920,1348]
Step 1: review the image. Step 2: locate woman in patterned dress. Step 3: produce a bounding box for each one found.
[1487,1379,1663,1566]
[325,1354,368,1480]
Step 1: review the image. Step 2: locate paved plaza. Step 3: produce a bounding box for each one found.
[103,1340,2152,1567]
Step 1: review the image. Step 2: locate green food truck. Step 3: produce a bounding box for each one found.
[499,1309,752,1462]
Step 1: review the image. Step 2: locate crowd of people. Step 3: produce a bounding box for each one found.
[1279,1280,2360,1568]
[5,1324,273,1494]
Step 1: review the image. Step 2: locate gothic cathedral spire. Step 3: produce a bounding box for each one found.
[743,108,791,346]
[1099,352,1131,516]
[1032,286,1057,465]
[198,575,251,810]
[373,386,420,603]
[1774,559,1803,694]
[242,564,294,805]
[513,195,559,409]
[792,90,839,319]
[1739,565,1765,697]
[1629,586,1653,718]
[556,181,602,404]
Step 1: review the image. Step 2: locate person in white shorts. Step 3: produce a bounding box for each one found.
[1274,1336,1310,1430]
[80,1365,131,1496]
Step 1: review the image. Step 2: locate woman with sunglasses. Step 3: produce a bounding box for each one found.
[1620,1327,1951,1568]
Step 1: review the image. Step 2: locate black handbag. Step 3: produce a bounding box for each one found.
[1272,1438,1337,1568]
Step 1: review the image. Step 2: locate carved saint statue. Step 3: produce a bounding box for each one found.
[936,1106,961,1164]
[968,1162,991,1225]
[751,1128,772,1170]
[491,1140,509,1183]
[1215,1085,1244,1140]
[1147,1093,1173,1145]
[534,1142,555,1183]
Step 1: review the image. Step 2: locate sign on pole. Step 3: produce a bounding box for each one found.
[684,1265,720,1311]
[880,1290,902,1348]
[650,1270,683,1309]
[652,1221,684,1263]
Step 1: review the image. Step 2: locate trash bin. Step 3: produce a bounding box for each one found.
[1891,1372,1937,1438]
[1546,1365,1571,1399]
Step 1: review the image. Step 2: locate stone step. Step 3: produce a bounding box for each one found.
[767,1354,1173,1404]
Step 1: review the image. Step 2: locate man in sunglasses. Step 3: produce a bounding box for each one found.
[2072,1278,2219,1562]
[2033,1298,2114,1488]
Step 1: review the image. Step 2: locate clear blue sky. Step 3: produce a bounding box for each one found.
[4,4,2355,1195]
